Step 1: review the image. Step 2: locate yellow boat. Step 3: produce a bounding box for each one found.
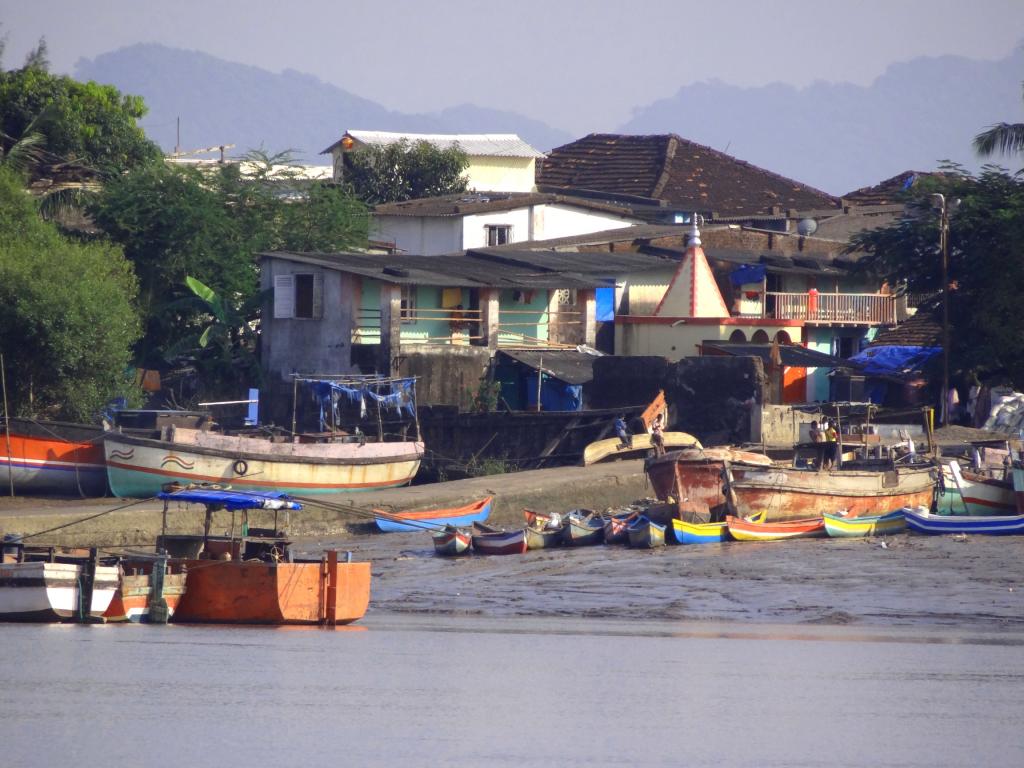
[822,510,906,538]
[583,432,702,466]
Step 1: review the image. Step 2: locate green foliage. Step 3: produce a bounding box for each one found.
[974,80,1024,158]
[851,165,1024,385]
[0,57,161,177]
[0,166,142,420]
[343,139,469,204]
[88,150,368,392]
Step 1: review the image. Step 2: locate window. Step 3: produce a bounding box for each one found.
[554,288,577,306]
[273,272,322,319]
[486,224,512,246]
[401,285,416,323]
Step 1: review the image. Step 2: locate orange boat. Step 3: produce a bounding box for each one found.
[103,562,188,623]
[726,514,826,541]
[156,488,370,625]
[0,418,107,495]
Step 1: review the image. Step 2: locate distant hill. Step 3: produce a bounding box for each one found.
[620,46,1024,195]
[74,44,572,162]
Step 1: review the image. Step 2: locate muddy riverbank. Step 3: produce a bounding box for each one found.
[310,527,1024,631]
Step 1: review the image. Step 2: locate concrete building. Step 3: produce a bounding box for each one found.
[371,191,641,255]
[321,131,545,193]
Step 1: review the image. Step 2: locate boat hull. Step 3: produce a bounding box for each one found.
[431,527,472,556]
[823,511,906,538]
[627,518,665,549]
[726,516,826,541]
[583,432,701,465]
[904,506,1024,535]
[105,431,423,497]
[941,463,1016,516]
[669,519,730,544]
[525,526,563,550]
[0,418,107,496]
[0,562,118,622]
[103,571,188,623]
[562,517,605,546]
[172,560,370,624]
[645,448,773,512]
[731,465,935,522]
[471,530,527,555]
[376,497,492,533]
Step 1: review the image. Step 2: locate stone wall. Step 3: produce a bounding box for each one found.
[397,346,492,407]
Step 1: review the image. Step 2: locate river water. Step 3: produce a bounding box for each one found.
[2,615,1023,767]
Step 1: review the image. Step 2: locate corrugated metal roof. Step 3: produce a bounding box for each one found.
[702,342,859,369]
[373,191,635,218]
[341,131,545,158]
[498,349,602,385]
[261,251,615,289]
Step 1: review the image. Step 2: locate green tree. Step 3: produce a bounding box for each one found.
[0,166,142,420]
[343,139,469,204]
[0,47,161,178]
[974,80,1024,158]
[88,151,368,391]
[851,165,1024,385]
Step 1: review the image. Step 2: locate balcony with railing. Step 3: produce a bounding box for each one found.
[740,292,898,325]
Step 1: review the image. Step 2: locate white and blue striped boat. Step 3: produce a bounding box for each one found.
[903,505,1024,535]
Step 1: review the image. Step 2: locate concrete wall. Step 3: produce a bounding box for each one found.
[463,209,532,250]
[261,258,359,383]
[466,156,536,193]
[396,346,492,406]
[590,355,767,445]
[752,404,820,446]
[539,204,636,240]
[616,321,804,361]
[371,215,462,255]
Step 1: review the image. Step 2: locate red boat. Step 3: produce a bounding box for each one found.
[103,563,188,623]
[726,515,826,541]
[645,448,773,515]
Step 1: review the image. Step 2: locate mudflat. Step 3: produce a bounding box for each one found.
[313,528,1024,630]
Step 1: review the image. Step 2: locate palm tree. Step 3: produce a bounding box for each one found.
[974,81,1024,157]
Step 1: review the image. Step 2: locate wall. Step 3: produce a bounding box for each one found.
[589,355,768,445]
[539,204,636,240]
[371,215,461,255]
[616,320,804,361]
[462,209,533,249]
[752,404,820,446]
[466,156,536,193]
[498,288,550,345]
[261,258,358,383]
[397,346,492,406]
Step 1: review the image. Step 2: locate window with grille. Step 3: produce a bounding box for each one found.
[554,288,578,306]
[401,285,416,323]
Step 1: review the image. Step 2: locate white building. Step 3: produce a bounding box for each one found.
[371,191,643,255]
[321,131,545,193]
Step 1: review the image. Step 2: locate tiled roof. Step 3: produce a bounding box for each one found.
[322,131,545,158]
[841,171,949,207]
[537,134,840,217]
[867,305,942,348]
[373,191,635,218]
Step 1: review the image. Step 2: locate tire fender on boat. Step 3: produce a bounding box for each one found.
[233,459,249,476]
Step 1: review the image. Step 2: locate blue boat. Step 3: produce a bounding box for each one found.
[627,515,666,548]
[669,518,730,544]
[375,496,493,533]
[903,505,1024,535]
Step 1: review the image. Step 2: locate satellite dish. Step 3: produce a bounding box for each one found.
[797,218,818,237]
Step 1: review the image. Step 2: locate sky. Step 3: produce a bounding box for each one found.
[2,0,1023,135]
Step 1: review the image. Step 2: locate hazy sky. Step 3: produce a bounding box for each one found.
[2,0,1023,134]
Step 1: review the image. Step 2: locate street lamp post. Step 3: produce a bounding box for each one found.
[931,193,957,426]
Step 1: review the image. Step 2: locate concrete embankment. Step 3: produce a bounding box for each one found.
[0,460,651,548]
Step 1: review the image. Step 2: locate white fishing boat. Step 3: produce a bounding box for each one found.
[105,427,423,497]
[943,461,1016,516]
[0,561,119,622]
[105,375,425,498]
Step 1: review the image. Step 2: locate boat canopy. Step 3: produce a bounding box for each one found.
[157,488,303,510]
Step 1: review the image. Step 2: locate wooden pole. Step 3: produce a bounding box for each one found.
[291,376,299,436]
[536,354,543,412]
[1,353,13,496]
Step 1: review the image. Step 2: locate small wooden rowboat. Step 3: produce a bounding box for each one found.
[524,525,563,550]
[562,511,604,547]
[669,518,730,544]
[903,506,1024,536]
[726,515,826,541]
[604,512,637,544]
[471,524,528,555]
[823,510,906,538]
[431,526,472,556]
[376,496,493,532]
[583,432,702,465]
[627,516,666,548]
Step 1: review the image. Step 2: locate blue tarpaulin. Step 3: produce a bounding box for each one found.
[158,489,302,510]
[847,345,941,376]
[596,286,615,322]
[526,375,583,411]
[729,264,767,286]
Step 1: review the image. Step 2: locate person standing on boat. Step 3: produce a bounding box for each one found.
[809,420,825,469]
[823,419,839,469]
[614,415,633,449]
[651,412,666,457]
